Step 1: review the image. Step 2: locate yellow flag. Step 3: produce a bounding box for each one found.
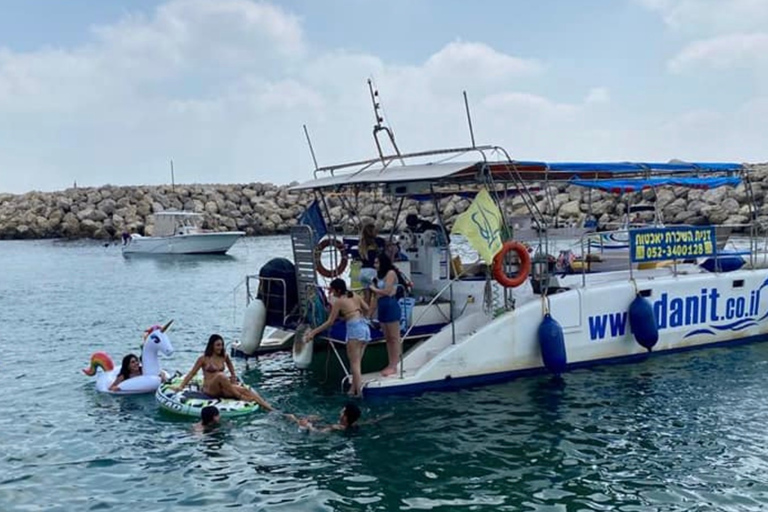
[451,189,503,263]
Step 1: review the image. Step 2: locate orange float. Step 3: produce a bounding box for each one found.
[314,238,348,278]
[492,241,531,288]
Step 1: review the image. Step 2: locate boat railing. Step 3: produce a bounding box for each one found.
[245,274,291,327]
[571,222,757,286]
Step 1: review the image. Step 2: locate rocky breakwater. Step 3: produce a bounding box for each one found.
[0,162,767,241]
[0,183,314,240]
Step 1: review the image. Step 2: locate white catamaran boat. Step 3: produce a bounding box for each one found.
[240,84,767,397]
[122,211,244,255]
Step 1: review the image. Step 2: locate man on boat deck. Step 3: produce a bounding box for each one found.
[405,214,450,245]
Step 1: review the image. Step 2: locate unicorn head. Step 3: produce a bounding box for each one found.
[82,352,115,376]
[139,320,174,377]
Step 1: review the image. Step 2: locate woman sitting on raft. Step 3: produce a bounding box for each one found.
[172,334,273,411]
[109,353,142,391]
[305,278,371,396]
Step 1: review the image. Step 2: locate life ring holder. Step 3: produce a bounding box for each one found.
[315,238,348,278]
[493,241,532,288]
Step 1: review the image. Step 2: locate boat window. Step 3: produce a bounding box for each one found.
[733,280,744,288]
[638,289,652,297]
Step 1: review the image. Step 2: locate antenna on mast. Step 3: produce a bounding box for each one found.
[367,78,403,164]
[170,159,175,193]
[303,124,319,171]
[463,91,476,149]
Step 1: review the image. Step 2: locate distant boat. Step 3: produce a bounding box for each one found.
[122,211,244,255]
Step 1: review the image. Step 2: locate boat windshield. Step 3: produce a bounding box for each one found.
[153,213,202,237]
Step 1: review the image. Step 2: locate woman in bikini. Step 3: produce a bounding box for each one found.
[109,353,142,391]
[172,334,273,411]
[305,278,371,396]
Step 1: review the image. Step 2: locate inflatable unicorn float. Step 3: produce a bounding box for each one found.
[82,321,175,394]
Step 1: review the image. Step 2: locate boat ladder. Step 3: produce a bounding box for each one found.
[290,225,319,322]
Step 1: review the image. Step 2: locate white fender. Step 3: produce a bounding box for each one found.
[292,325,313,369]
[240,299,267,355]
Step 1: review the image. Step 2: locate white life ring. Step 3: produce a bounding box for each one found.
[155,377,262,418]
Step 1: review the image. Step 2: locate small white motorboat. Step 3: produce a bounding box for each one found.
[122,211,244,255]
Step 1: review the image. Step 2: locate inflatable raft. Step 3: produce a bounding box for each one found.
[155,376,262,418]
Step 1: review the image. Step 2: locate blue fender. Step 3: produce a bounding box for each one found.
[629,294,658,351]
[538,313,567,374]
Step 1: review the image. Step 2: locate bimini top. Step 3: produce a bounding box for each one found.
[289,160,549,191]
[570,176,741,193]
[290,157,745,192]
[546,162,743,174]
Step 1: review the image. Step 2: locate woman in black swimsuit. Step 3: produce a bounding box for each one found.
[173,334,272,411]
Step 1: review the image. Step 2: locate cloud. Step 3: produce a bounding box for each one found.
[422,40,542,93]
[0,0,761,195]
[585,87,610,105]
[0,2,558,194]
[668,32,768,72]
[92,0,305,71]
[636,0,768,35]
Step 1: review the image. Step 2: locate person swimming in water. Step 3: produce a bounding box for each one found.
[194,405,221,432]
[172,334,273,411]
[286,403,362,432]
[286,403,393,433]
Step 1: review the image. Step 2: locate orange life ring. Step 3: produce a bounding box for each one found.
[492,241,531,288]
[314,238,348,278]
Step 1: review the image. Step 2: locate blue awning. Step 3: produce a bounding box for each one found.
[547,162,743,174]
[570,176,741,192]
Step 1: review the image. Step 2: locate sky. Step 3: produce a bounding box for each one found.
[0,0,766,194]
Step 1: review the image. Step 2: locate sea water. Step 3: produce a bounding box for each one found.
[2,237,768,510]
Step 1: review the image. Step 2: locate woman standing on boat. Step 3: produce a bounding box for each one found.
[370,252,402,377]
[305,279,371,396]
[358,223,384,297]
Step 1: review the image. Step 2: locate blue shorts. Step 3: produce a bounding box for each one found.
[377,296,401,324]
[346,318,371,343]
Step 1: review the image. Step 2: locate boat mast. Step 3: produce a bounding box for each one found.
[170,159,175,193]
[463,91,476,149]
[367,79,404,165]
[303,124,320,172]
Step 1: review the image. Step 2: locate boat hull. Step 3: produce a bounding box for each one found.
[122,232,244,255]
[363,267,768,396]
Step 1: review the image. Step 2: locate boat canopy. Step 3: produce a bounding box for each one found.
[152,211,203,237]
[569,176,741,193]
[547,162,743,174]
[290,161,551,191]
[289,158,745,193]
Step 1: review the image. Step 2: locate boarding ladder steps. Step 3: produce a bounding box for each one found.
[290,225,318,320]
